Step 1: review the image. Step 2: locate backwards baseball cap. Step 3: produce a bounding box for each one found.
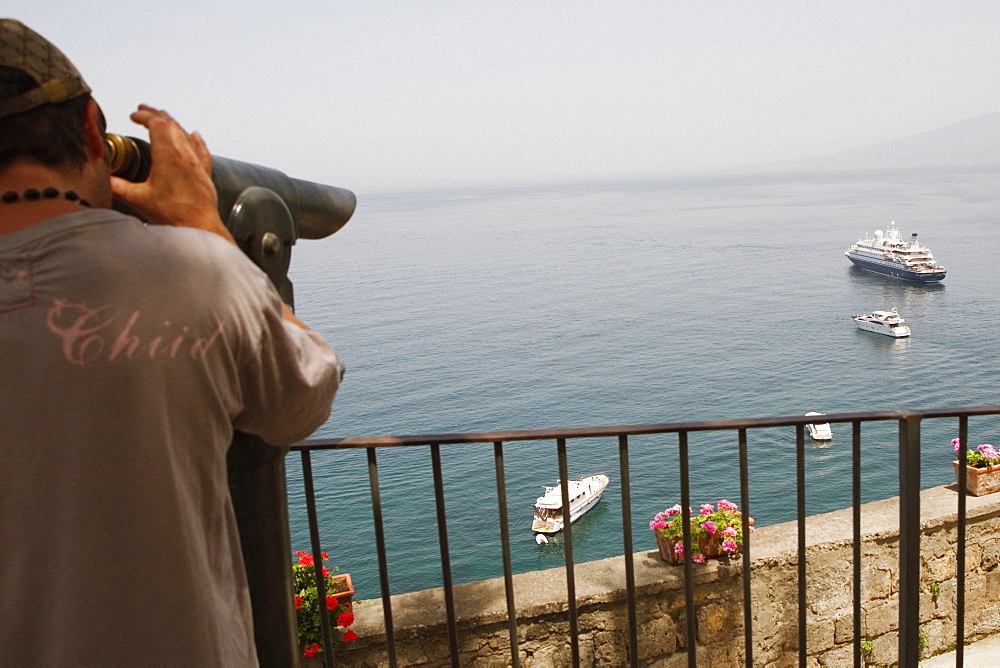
[0,19,91,120]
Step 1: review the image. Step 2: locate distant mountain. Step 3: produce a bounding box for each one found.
[785,112,1000,171]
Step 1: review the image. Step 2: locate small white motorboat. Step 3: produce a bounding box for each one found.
[531,474,609,535]
[852,307,911,338]
[805,412,833,441]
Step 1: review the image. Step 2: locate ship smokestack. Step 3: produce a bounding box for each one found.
[911,233,918,246]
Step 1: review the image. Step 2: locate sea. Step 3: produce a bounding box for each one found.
[282,165,1000,598]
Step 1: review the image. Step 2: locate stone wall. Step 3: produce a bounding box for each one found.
[324,485,1000,667]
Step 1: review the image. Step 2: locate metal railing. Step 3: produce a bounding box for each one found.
[288,405,1000,667]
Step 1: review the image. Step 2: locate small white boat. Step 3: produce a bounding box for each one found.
[852,307,911,338]
[531,474,609,535]
[805,412,833,441]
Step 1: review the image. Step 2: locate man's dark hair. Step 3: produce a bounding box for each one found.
[0,65,92,173]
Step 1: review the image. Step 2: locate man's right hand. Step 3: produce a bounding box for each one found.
[110,105,236,244]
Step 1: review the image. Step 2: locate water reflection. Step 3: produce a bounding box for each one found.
[852,328,911,357]
[847,266,946,313]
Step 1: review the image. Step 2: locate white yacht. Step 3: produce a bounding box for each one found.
[805,412,833,441]
[852,308,911,338]
[531,474,609,535]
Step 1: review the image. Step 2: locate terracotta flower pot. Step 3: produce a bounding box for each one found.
[654,531,743,564]
[954,461,1000,496]
[653,514,752,564]
[329,573,354,613]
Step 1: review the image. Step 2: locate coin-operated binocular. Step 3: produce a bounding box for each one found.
[104,133,356,664]
[104,133,356,305]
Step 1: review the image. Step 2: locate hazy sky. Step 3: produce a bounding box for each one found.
[7,2,999,192]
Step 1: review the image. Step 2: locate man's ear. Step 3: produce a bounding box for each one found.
[81,98,106,162]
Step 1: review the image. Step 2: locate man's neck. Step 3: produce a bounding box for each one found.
[0,162,94,236]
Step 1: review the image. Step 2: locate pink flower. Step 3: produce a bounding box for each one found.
[978,444,998,460]
[721,538,738,552]
[703,521,718,535]
[722,526,738,538]
[700,503,714,515]
[692,553,706,563]
[717,499,739,511]
[665,505,682,517]
[952,438,962,453]
[674,542,685,557]
[650,518,667,530]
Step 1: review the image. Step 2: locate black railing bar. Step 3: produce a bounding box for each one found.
[291,406,1000,450]
[737,428,753,667]
[429,443,460,666]
[898,416,922,667]
[492,441,520,668]
[300,450,335,667]
[796,424,807,666]
[617,434,639,668]
[852,421,862,668]
[556,437,580,666]
[366,447,397,668]
[678,431,697,668]
[956,417,968,668]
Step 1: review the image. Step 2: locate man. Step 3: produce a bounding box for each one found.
[0,19,343,665]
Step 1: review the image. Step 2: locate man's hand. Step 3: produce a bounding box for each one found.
[110,105,308,329]
[110,105,235,243]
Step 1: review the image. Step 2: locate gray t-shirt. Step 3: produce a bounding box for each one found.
[0,209,342,665]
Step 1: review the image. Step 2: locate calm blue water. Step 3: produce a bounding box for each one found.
[284,166,1000,597]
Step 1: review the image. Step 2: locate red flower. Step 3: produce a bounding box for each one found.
[326,595,339,610]
[337,612,354,627]
[302,643,321,657]
[297,553,315,567]
[294,596,303,610]
[322,566,330,577]
[342,630,357,642]
[321,551,329,560]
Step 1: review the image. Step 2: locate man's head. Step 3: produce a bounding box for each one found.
[1,19,101,173]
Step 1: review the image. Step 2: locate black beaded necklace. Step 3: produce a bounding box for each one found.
[1,187,91,207]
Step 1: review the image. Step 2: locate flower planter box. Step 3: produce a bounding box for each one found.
[655,530,742,564]
[650,501,752,565]
[953,461,1000,496]
[329,573,354,613]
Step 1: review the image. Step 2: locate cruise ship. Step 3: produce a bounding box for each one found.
[844,222,946,282]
